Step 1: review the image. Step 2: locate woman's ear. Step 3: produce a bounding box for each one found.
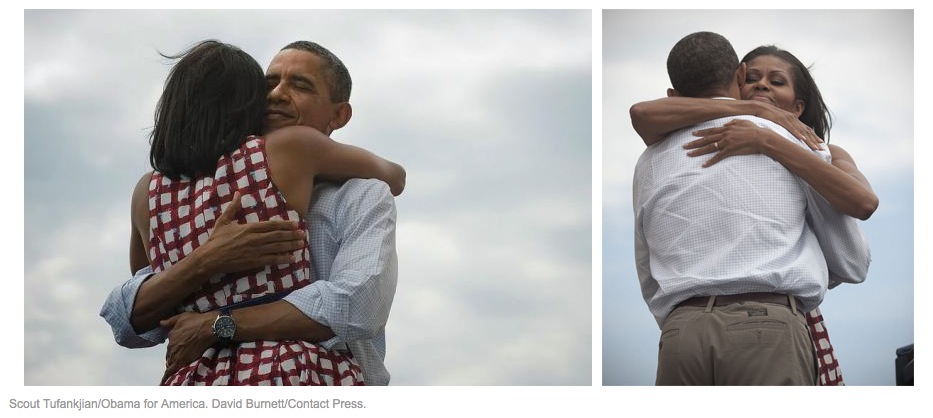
[736,62,747,88]
[792,100,805,117]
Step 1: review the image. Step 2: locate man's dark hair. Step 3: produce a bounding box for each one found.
[149,40,266,180]
[282,40,352,103]
[666,31,739,98]
[742,45,833,142]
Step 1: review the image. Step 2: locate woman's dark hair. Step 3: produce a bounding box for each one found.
[742,45,833,142]
[149,40,267,179]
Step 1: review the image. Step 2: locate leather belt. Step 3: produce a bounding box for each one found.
[676,292,805,316]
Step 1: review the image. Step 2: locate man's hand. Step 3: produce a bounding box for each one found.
[159,311,215,382]
[197,191,307,275]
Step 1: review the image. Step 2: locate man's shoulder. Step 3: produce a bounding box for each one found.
[659,115,794,145]
[724,116,824,157]
[643,116,747,155]
[694,114,771,130]
[312,179,395,209]
[726,115,794,137]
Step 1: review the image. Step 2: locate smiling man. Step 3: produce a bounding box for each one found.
[101,41,400,386]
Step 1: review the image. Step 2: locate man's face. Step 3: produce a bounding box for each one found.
[264,49,342,135]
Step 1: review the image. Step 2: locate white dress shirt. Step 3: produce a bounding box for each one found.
[633,110,870,328]
[101,178,398,385]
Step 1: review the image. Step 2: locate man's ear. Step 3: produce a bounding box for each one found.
[328,102,353,132]
[666,88,679,97]
[736,62,747,88]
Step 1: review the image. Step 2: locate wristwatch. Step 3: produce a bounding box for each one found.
[212,308,236,344]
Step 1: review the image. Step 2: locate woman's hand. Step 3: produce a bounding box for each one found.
[687,121,878,220]
[684,119,776,167]
[749,100,824,150]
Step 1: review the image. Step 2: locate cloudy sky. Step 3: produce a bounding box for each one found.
[603,9,915,386]
[21,9,592,388]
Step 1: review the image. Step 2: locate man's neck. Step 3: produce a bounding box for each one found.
[701,89,739,100]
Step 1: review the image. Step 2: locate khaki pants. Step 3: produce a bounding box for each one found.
[656,298,817,385]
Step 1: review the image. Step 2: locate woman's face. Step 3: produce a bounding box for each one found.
[741,55,804,117]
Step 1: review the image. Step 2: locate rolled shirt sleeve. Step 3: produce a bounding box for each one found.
[803,182,872,288]
[99,266,169,347]
[774,132,870,288]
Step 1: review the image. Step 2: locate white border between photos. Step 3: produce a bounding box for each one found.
[590,7,603,389]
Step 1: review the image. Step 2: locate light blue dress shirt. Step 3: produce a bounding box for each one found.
[633,112,871,328]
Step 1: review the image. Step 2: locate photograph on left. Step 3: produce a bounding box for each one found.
[24,9,592,386]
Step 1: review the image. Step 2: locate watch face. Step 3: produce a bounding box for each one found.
[213,315,236,339]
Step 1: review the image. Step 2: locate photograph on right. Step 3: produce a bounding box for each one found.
[602,9,914,385]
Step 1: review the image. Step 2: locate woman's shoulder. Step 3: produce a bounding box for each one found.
[130,171,154,223]
[264,125,331,150]
[826,143,853,161]
[133,171,154,199]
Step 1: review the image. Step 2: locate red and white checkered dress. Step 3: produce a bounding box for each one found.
[807,307,844,386]
[148,136,364,386]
